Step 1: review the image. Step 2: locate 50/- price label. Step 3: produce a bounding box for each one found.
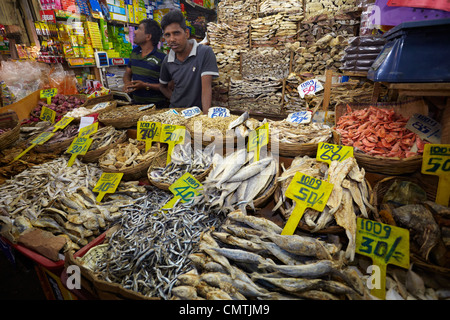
[282,172,334,235]
[93,172,124,202]
[421,144,450,206]
[356,218,410,300]
[248,123,269,162]
[162,172,203,209]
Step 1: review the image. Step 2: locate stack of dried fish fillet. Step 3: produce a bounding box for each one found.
[274,156,374,261]
[202,149,278,215]
[268,120,333,145]
[228,78,283,115]
[304,0,358,19]
[259,0,304,17]
[216,0,258,24]
[250,14,303,48]
[171,211,369,300]
[241,47,290,80]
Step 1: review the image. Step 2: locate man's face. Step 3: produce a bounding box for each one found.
[134,23,150,45]
[163,23,189,54]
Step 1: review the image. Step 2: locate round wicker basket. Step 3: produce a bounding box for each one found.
[80,129,127,163]
[0,112,20,150]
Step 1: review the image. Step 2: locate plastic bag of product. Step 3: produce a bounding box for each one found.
[48,64,78,95]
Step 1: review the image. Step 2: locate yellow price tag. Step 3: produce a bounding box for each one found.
[12,132,55,162]
[40,88,58,104]
[40,106,56,123]
[247,123,270,162]
[162,172,203,209]
[356,218,410,300]
[66,137,93,167]
[137,121,161,152]
[282,172,334,235]
[421,144,450,206]
[93,172,124,202]
[317,142,354,165]
[78,122,98,138]
[161,124,186,164]
[53,116,74,132]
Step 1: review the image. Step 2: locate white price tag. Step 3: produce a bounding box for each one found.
[138,104,155,111]
[92,102,110,111]
[181,107,202,119]
[298,79,324,98]
[406,113,441,144]
[286,111,312,124]
[208,107,230,118]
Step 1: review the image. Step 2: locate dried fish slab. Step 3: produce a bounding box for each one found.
[241,47,290,80]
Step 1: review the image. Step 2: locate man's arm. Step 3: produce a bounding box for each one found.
[123,67,133,92]
[159,82,173,100]
[201,75,213,113]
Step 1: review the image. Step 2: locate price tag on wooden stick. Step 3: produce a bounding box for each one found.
[40,106,56,123]
[356,218,410,300]
[137,121,161,152]
[162,172,203,209]
[53,116,74,132]
[66,137,93,167]
[421,144,450,206]
[78,122,98,138]
[161,124,186,164]
[282,172,334,235]
[93,172,124,202]
[317,142,354,165]
[40,88,57,104]
[12,132,55,162]
[248,123,269,162]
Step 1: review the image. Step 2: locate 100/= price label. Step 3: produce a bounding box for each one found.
[317,142,354,165]
[421,144,450,206]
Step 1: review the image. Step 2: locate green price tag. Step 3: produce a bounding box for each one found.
[66,137,93,167]
[93,172,124,202]
[53,116,74,132]
[162,172,203,209]
[40,88,57,104]
[317,142,354,165]
[40,106,56,123]
[282,172,334,235]
[137,121,161,152]
[421,144,450,206]
[12,132,55,162]
[356,218,410,300]
[247,123,270,162]
[161,124,186,164]
[78,122,98,138]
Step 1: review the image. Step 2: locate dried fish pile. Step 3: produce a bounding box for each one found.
[19,121,52,140]
[228,78,283,115]
[149,142,214,185]
[29,124,78,150]
[250,14,303,48]
[274,156,374,261]
[99,139,161,170]
[140,110,188,126]
[241,48,290,80]
[336,106,427,158]
[259,0,304,17]
[87,126,126,151]
[187,114,250,141]
[268,120,333,145]
[208,23,249,51]
[90,188,225,299]
[304,0,358,19]
[171,210,367,300]
[202,149,278,215]
[216,0,258,25]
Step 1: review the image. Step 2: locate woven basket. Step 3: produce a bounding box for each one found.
[80,129,127,163]
[99,143,167,181]
[273,178,374,234]
[275,130,341,158]
[335,99,427,175]
[98,104,158,129]
[0,111,20,150]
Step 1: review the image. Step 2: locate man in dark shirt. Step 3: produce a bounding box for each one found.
[159,10,219,113]
[123,19,168,107]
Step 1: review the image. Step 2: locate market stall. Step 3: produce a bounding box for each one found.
[0,0,449,302]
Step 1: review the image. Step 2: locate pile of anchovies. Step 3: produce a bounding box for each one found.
[93,187,226,299]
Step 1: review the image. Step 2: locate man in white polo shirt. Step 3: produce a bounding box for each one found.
[159,10,219,113]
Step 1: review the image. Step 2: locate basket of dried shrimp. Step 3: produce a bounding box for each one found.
[273,155,375,234]
[334,99,428,175]
[80,126,127,163]
[99,139,167,181]
[0,111,20,150]
[269,118,341,157]
[98,104,158,129]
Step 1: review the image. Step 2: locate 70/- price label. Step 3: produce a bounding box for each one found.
[421,144,450,206]
[137,121,161,152]
[282,172,334,235]
[93,172,124,202]
[356,218,410,300]
[317,142,354,165]
[161,124,186,165]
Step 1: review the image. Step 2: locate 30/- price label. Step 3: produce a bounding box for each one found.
[40,88,57,104]
[12,132,55,162]
[66,137,93,167]
[282,172,334,235]
[248,123,269,162]
[421,144,450,206]
[40,106,56,123]
[137,121,161,152]
[93,172,124,202]
[161,124,186,165]
[356,218,410,300]
[162,172,203,209]
[317,142,354,165]
[52,116,74,132]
